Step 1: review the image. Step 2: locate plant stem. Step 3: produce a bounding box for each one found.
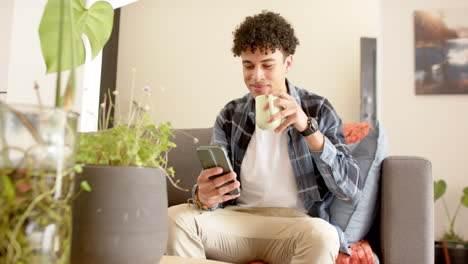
[98,103,103,131]
[7,190,54,262]
[442,198,454,233]
[128,68,136,123]
[34,81,43,107]
[161,169,188,192]
[173,128,199,143]
[105,89,113,129]
[450,202,462,236]
[62,0,76,110]
[55,0,65,107]
[5,231,22,264]
[0,104,12,168]
[100,94,107,131]
[1,104,43,144]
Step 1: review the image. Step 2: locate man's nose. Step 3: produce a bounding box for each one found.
[251,68,265,82]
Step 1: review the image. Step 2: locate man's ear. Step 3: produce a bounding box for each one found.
[285,55,293,73]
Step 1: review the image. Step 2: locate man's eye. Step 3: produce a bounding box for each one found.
[244,65,254,69]
[263,64,273,68]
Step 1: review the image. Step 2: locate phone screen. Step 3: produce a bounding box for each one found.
[196,145,240,195]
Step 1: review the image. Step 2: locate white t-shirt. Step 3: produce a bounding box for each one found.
[237,125,306,212]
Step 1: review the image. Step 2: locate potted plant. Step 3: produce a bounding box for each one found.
[0,0,113,263]
[71,84,191,263]
[434,179,468,264]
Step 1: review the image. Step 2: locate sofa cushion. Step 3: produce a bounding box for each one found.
[330,122,387,245]
[343,123,372,143]
[167,128,213,207]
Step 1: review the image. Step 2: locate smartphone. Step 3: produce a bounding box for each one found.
[196,145,240,195]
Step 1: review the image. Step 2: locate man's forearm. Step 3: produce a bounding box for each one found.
[310,136,361,203]
[304,130,325,152]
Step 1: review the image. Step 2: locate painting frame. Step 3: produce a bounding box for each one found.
[414,8,468,95]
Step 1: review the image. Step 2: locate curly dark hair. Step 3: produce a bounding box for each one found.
[232,10,299,57]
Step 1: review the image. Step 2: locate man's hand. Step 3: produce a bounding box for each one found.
[196,167,240,209]
[265,91,325,151]
[264,91,308,133]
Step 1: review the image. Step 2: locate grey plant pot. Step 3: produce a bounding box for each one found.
[71,165,168,264]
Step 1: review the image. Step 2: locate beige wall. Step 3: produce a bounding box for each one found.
[6,0,61,106]
[117,0,379,128]
[4,0,84,117]
[380,0,468,239]
[0,0,14,97]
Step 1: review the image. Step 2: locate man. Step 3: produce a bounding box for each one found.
[166,10,360,264]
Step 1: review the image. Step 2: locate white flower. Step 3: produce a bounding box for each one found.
[112,90,119,96]
[193,138,199,144]
[100,103,106,108]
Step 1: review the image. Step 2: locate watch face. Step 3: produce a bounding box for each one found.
[310,117,318,131]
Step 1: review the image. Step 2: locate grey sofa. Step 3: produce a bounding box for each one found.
[167,128,434,264]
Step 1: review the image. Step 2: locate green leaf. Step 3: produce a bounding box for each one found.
[74,164,83,173]
[1,173,15,202]
[167,167,175,177]
[434,180,446,201]
[39,0,114,73]
[39,0,85,73]
[80,180,92,192]
[81,1,114,58]
[462,187,468,207]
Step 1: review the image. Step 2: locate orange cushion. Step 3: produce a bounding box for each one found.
[336,240,375,264]
[342,123,372,144]
[245,240,375,264]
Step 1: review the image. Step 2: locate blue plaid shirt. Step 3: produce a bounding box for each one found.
[193,80,361,254]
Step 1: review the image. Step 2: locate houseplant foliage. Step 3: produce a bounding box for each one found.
[76,87,187,190]
[434,179,468,243]
[71,87,189,263]
[0,0,113,263]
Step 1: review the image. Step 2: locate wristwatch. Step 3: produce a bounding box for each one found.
[300,117,319,137]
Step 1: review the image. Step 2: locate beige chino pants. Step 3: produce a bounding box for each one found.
[166,204,339,264]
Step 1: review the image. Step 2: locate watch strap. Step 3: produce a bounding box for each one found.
[300,117,318,137]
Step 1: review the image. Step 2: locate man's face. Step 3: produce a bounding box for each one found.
[241,47,293,98]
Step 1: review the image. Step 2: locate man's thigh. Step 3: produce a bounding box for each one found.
[193,206,337,264]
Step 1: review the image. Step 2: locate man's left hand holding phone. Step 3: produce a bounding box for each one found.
[196,145,241,209]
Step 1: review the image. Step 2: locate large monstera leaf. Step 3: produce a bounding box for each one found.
[39,0,114,74]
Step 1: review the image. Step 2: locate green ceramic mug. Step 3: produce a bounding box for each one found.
[255,94,284,130]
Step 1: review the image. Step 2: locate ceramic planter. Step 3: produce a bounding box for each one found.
[71,165,168,264]
[435,240,468,264]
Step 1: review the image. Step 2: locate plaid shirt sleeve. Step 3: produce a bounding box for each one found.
[210,111,231,153]
[311,99,361,204]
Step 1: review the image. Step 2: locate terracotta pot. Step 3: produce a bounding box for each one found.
[71,165,168,264]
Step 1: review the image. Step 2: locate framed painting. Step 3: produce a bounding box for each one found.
[414,8,468,94]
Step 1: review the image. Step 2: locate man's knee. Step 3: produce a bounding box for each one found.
[166,204,206,257]
[168,204,199,225]
[297,218,340,251]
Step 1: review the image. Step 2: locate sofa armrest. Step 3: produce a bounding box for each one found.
[380,156,433,264]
